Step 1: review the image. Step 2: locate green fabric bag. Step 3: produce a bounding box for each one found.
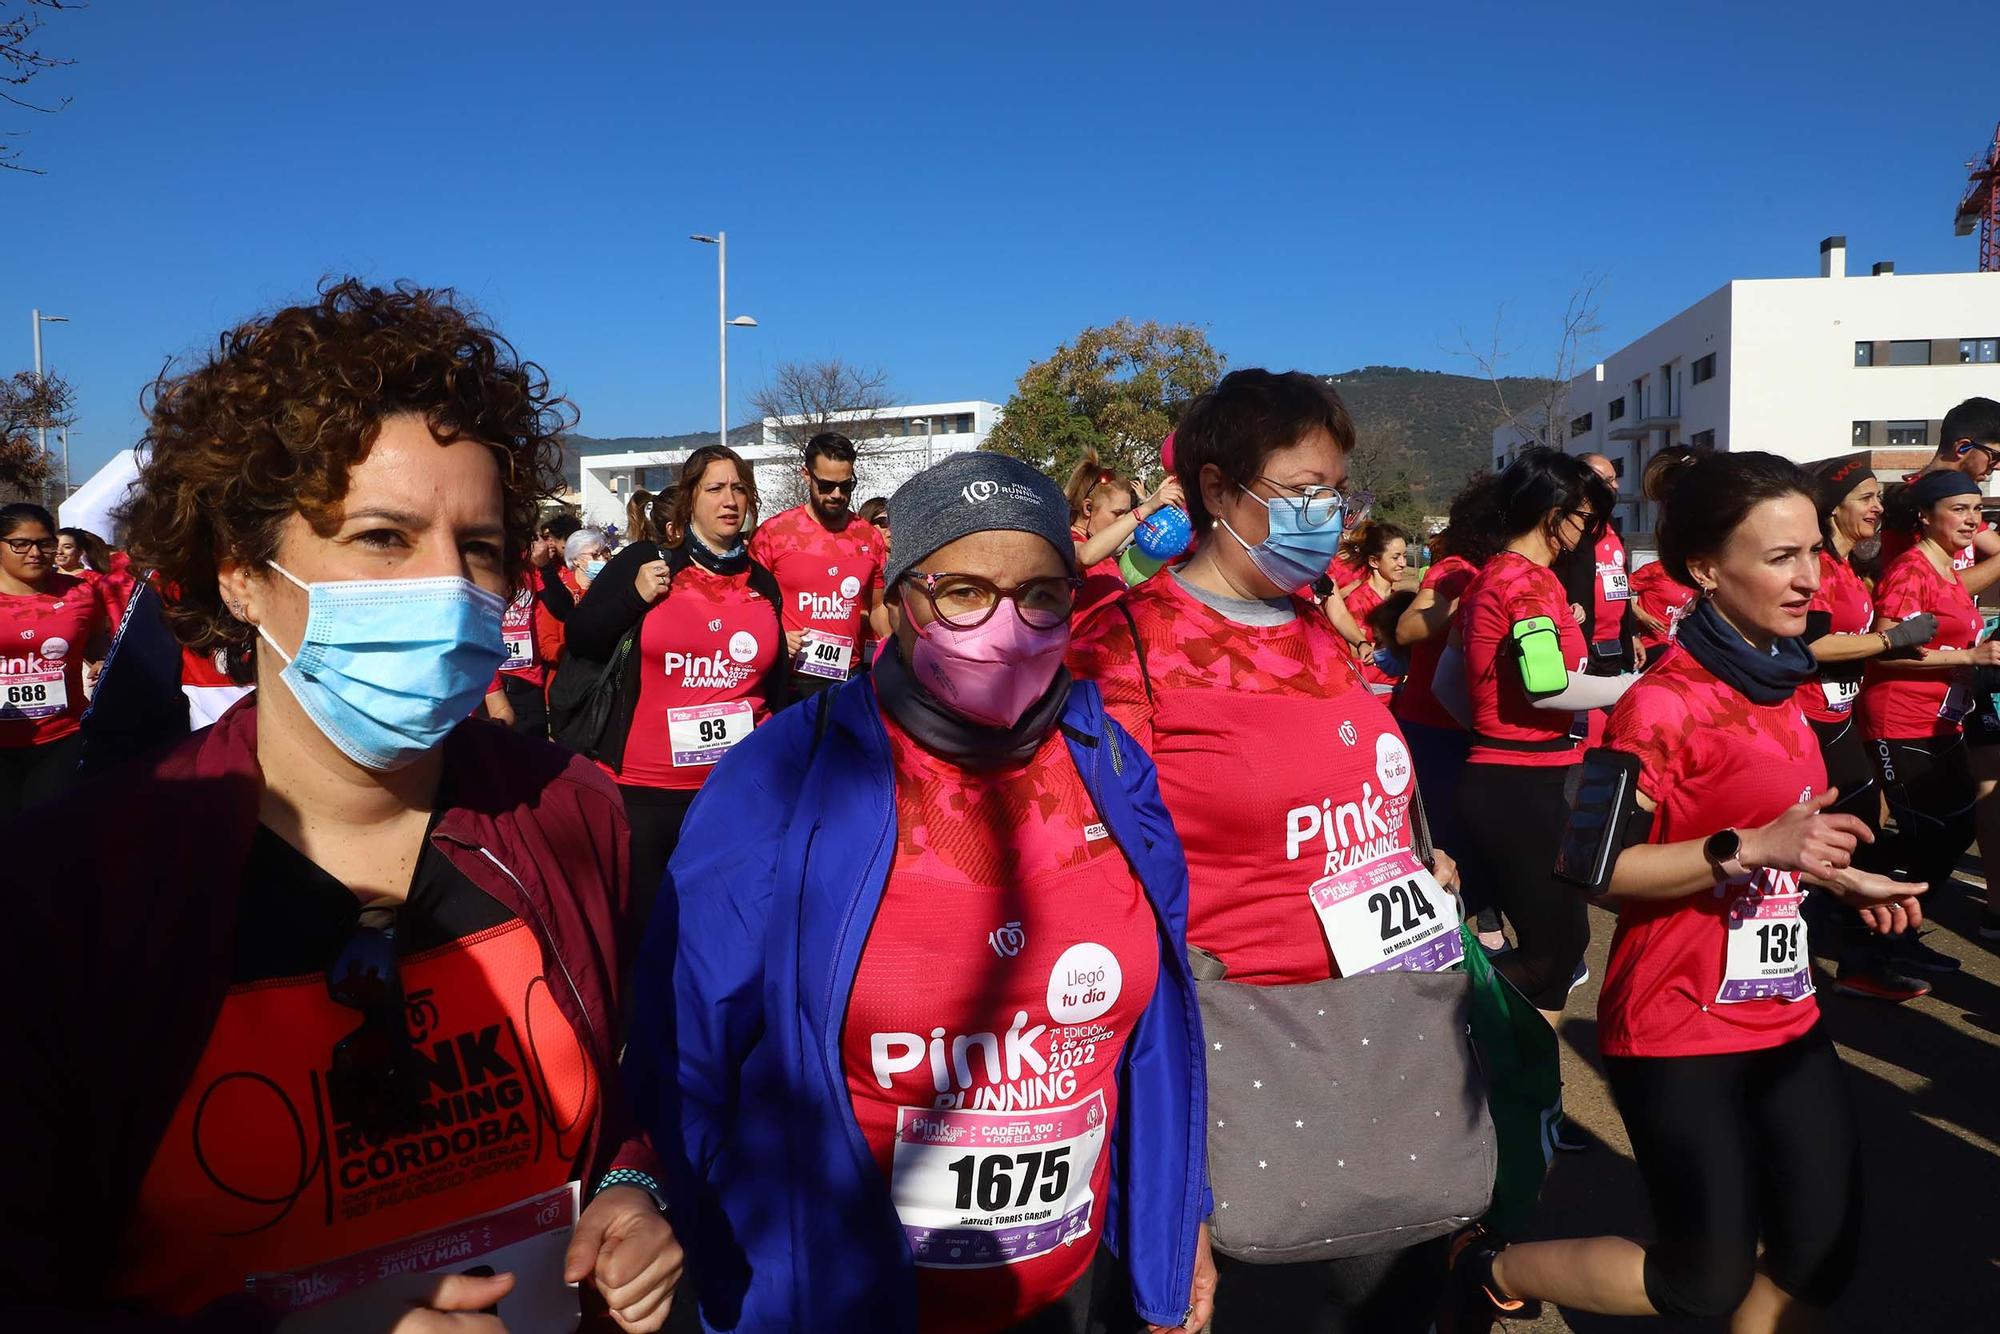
[1457,923,1563,1237]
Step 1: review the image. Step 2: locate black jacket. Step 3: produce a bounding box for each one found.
[555,538,792,771]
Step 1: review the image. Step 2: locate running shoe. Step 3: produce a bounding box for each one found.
[1833,969,1932,1002]
[1549,1115,1590,1153]
[1568,959,1591,993]
[1980,908,2000,941]
[1888,932,1961,974]
[1439,1226,1540,1332]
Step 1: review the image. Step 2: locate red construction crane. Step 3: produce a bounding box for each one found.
[1956,120,2000,273]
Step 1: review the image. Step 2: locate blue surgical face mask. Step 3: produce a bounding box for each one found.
[257,562,508,771]
[584,558,608,581]
[1218,485,1346,594]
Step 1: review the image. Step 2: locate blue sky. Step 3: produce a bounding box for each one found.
[3,0,1993,478]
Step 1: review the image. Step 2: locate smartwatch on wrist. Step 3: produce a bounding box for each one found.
[1704,828,1750,879]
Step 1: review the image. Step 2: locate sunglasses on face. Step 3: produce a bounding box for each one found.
[326,906,426,1142]
[811,476,857,496]
[3,537,58,555]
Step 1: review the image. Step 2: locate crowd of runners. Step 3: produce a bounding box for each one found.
[1,278,1994,1334]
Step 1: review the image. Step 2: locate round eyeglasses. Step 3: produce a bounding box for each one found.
[903,571,1081,630]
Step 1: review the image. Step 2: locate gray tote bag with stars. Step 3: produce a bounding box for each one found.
[1194,957,1496,1263]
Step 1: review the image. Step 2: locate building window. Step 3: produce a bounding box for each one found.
[1854,342,1873,367]
[1887,340,1931,367]
[1962,338,2000,364]
[1691,354,1717,384]
[1570,412,1592,437]
[1608,396,1625,421]
[1853,421,1870,446]
[1887,421,1929,447]
[1691,429,1716,450]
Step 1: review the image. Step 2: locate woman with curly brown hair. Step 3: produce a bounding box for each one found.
[0,280,683,1334]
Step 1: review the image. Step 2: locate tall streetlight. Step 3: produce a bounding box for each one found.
[689,234,758,450]
[910,416,935,470]
[32,310,69,491]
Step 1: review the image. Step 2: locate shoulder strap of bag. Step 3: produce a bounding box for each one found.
[1116,599,1155,706]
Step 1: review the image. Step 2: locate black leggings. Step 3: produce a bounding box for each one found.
[1456,761,1589,1011]
[1603,1027,1860,1319]
[0,732,84,821]
[618,783,701,949]
[1870,733,1975,892]
[500,674,548,740]
[1208,1239,1447,1334]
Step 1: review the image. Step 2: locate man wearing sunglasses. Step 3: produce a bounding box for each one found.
[750,431,893,701]
[1877,396,2000,584]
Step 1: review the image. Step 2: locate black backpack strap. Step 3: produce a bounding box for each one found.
[1116,599,1155,707]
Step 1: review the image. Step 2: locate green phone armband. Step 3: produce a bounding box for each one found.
[1510,615,1570,695]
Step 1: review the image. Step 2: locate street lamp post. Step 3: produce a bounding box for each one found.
[689,234,758,450]
[32,309,69,492]
[910,416,934,470]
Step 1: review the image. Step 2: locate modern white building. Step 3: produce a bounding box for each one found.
[578,399,1002,530]
[1495,237,2000,535]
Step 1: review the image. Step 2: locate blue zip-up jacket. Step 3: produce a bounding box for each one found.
[624,676,1209,1333]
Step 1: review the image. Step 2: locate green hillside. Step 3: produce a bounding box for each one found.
[1323,365,1553,482]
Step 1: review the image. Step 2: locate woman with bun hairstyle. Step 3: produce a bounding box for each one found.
[1855,468,1999,955]
[1441,447,1629,1029]
[1065,450,1186,618]
[1444,451,1921,1334]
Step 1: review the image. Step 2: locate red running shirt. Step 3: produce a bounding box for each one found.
[1070,526,1128,622]
[748,507,886,681]
[0,571,108,747]
[1626,561,1695,654]
[843,715,1157,1333]
[1071,574,1456,986]
[613,563,781,789]
[110,921,597,1314]
[1598,651,1825,1058]
[497,575,545,688]
[1343,579,1401,690]
[1798,552,1874,725]
[1394,556,1477,732]
[1858,547,1982,741]
[1461,552,1588,767]
[1588,530,1630,646]
[1326,554,1366,592]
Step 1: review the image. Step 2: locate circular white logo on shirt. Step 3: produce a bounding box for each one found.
[39,637,70,662]
[1047,942,1122,1025]
[839,575,861,600]
[1375,731,1412,797]
[727,631,759,664]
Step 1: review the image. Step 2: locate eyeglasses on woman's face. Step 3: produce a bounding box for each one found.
[902,570,1081,630]
[3,536,58,555]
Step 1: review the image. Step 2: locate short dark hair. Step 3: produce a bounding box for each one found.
[1172,369,1355,535]
[1656,450,1814,587]
[0,502,56,539]
[541,512,582,541]
[1492,447,1615,546]
[859,496,889,526]
[1355,520,1412,564]
[1941,396,2000,454]
[804,431,856,469]
[1435,471,1505,565]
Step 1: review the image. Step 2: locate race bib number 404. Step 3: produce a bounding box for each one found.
[1308,851,1463,976]
[890,1092,1105,1270]
[1,669,68,720]
[795,629,856,681]
[1718,890,1813,1004]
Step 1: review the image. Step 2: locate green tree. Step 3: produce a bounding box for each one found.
[984,320,1223,485]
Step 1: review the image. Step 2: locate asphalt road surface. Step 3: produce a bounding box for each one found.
[1514,859,2000,1332]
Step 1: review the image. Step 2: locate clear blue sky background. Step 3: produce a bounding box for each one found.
[3,0,1993,478]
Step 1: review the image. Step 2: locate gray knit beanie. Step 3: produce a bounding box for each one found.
[884,452,1079,589]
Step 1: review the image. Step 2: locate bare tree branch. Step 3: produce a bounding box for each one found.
[1450,274,1606,456]
[748,358,896,510]
[1,0,83,172]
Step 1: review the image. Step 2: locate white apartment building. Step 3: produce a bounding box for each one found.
[1495,237,2000,535]
[578,399,1002,530]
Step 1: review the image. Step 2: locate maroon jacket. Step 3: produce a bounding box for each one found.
[0,700,659,1331]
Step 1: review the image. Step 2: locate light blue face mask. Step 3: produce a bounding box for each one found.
[585,558,608,581]
[1219,485,1346,593]
[258,562,508,771]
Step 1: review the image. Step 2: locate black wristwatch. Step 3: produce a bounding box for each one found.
[1704,828,1746,878]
